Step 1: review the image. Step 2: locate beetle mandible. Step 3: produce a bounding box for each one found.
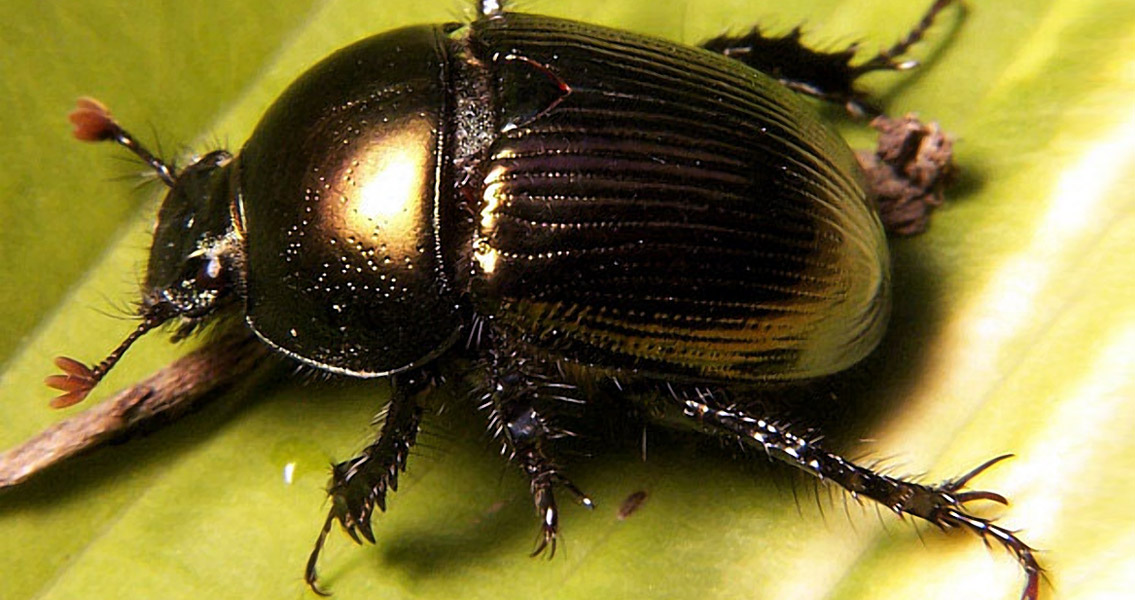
[18,0,1042,597]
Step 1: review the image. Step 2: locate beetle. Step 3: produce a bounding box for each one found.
[3,0,1041,597]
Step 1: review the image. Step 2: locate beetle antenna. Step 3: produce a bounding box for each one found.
[68,97,178,187]
[44,314,164,408]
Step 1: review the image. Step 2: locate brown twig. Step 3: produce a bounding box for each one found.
[0,331,269,488]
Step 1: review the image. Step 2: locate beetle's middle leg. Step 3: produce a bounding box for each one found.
[701,0,957,116]
[480,351,595,556]
[304,370,432,595]
[670,392,1042,600]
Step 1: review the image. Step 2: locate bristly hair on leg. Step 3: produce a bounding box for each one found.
[677,398,1042,600]
[702,0,960,116]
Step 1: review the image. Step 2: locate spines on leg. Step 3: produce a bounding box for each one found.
[675,394,1041,600]
[702,0,959,116]
[304,371,432,595]
[477,342,595,556]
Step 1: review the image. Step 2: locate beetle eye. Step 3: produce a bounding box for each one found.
[193,255,228,290]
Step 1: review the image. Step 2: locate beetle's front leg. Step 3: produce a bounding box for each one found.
[674,395,1042,600]
[702,0,956,116]
[305,370,431,595]
[481,354,594,556]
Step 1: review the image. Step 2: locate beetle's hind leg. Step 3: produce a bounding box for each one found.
[673,394,1042,600]
[701,0,957,116]
[479,350,595,557]
[304,370,432,595]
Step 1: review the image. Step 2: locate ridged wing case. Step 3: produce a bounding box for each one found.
[468,14,889,383]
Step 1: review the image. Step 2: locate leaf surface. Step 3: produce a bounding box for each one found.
[2,1,1133,599]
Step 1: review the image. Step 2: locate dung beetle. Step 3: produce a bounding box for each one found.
[9,0,1041,597]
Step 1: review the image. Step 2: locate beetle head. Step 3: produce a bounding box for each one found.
[45,99,243,408]
[143,149,240,324]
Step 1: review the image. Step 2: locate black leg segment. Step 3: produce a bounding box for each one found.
[305,370,430,595]
[701,0,957,115]
[480,352,594,557]
[678,396,1041,600]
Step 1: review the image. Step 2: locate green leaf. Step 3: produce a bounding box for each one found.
[2,1,1133,599]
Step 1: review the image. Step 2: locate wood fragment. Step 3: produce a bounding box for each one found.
[858,113,955,236]
[0,331,269,488]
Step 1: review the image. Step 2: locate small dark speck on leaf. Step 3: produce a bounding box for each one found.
[471,499,509,525]
[617,490,648,521]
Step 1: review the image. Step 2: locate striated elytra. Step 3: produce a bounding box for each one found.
[23,1,1042,598]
